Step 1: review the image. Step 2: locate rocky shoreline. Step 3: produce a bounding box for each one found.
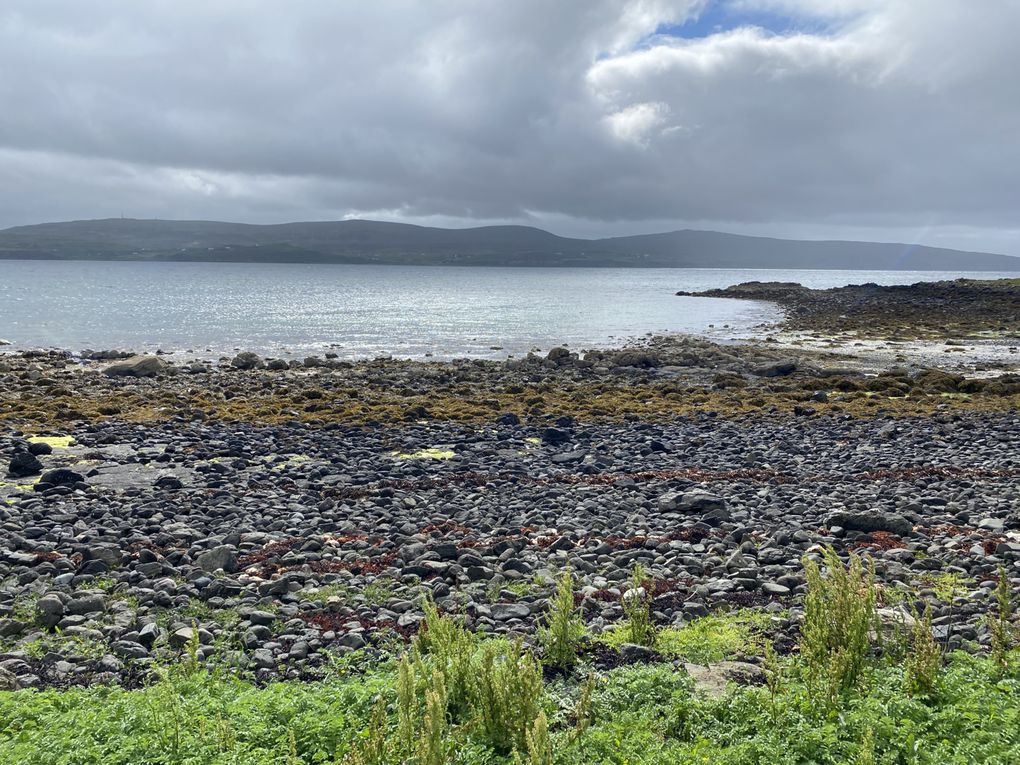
[677,277,1020,341]
[1,324,1018,691]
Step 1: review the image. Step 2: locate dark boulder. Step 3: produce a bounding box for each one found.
[826,510,913,537]
[7,451,43,477]
[541,427,570,445]
[35,468,86,489]
[230,352,264,370]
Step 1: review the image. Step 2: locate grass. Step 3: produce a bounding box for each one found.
[601,610,775,664]
[20,631,109,661]
[1,557,1018,763]
[1,649,1018,764]
[296,579,395,607]
[920,571,972,603]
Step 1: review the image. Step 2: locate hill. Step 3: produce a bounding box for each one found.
[0,218,1017,270]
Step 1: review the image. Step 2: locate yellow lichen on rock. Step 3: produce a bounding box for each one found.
[28,435,75,449]
[391,448,456,460]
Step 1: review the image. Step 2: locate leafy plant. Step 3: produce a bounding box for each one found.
[621,562,656,648]
[568,673,596,746]
[538,567,585,669]
[904,605,941,697]
[990,566,1016,671]
[514,711,552,765]
[763,640,783,724]
[801,547,876,706]
[855,726,876,765]
[472,639,545,754]
[412,593,477,717]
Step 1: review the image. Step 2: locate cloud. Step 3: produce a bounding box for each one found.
[0,0,1017,255]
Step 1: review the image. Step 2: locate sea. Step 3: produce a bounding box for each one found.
[0,261,1015,360]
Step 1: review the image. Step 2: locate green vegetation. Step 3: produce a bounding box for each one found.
[802,546,876,706]
[295,579,395,608]
[904,605,941,697]
[2,558,1018,763]
[601,610,774,665]
[538,569,585,670]
[19,630,109,661]
[619,563,656,648]
[990,567,1018,671]
[921,571,971,603]
[3,651,1019,763]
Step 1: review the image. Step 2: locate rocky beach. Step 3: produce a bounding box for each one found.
[1,279,1018,691]
[1,279,1019,763]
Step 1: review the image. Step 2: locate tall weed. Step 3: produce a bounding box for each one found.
[801,547,876,705]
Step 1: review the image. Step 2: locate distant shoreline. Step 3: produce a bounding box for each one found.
[1,256,1019,272]
[3,217,1019,270]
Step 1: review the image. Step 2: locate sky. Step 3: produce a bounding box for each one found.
[1,0,1018,255]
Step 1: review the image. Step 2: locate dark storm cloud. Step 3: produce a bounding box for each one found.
[0,0,1018,253]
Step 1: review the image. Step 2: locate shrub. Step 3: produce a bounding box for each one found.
[621,563,656,648]
[514,711,552,765]
[567,673,596,746]
[538,567,585,669]
[349,659,449,765]
[801,546,876,705]
[412,594,476,717]
[990,566,1016,671]
[904,604,941,697]
[472,639,545,754]
[855,727,876,765]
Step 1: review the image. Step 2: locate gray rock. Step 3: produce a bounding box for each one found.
[36,594,64,627]
[66,594,105,616]
[231,352,265,370]
[751,360,798,377]
[619,643,657,662]
[154,474,184,490]
[490,603,531,621]
[541,427,570,445]
[0,619,26,638]
[112,640,149,660]
[0,667,19,691]
[38,468,86,488]
[195,545,238,573]
[251,648,277,669]
[978,517,1005,532]
[825,510,912,537]
[660,491,730,521]
[684,661,766,697]
[337,633,367,650]
[104,356,169,377]
[84,545,124,567]
[170,627,197,648]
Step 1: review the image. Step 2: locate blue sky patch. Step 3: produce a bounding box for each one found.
[653,1,835,40]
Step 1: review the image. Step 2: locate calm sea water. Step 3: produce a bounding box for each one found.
[1,261,1015,359]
